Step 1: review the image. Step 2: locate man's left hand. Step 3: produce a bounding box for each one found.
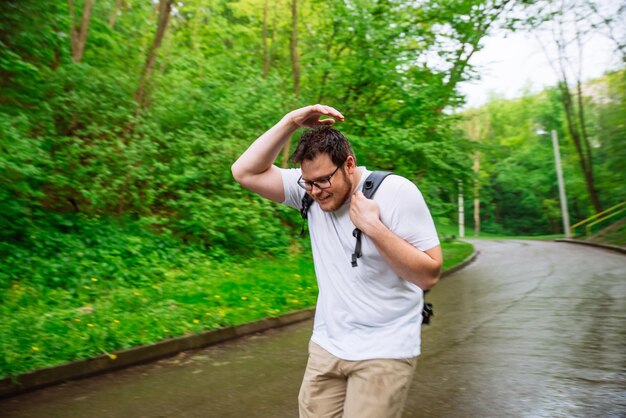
[349,191,382,235]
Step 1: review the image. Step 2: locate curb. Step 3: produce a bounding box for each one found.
[440,247,478,278]
[555,238,626,255]
[0,309,314,399]
[1,245,478,399]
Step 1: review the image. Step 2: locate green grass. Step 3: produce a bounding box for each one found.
[441,240,474,270]
[0,253,318,379]
[469,232,564,240]
[0,239,472,379]
[582,219,626,247]
[435,222,563,241]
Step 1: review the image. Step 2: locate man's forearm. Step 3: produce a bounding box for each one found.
[366,220,442,291]
[231,116,297,180]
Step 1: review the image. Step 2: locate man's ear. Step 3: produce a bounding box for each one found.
[345,155,357,173]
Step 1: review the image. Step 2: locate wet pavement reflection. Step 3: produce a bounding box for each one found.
[2,240,625,417]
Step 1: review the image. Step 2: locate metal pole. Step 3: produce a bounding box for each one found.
[458,180,465,238]
[551,130,571,238]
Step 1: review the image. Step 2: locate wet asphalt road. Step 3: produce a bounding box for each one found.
[2,240,625,417]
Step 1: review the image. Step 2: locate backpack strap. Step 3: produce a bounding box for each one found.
[298,171,433,324]
[300,193,314,220]
[299,171,392,265]
[300,193,314,236]
[351,171,392,267]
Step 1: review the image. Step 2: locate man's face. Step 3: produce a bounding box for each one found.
[300,153,353,212]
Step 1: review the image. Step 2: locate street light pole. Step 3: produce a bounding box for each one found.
[550,129,571,238]
[458,180,465,238]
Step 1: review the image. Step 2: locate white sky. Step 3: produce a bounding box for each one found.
[459,25,623,109]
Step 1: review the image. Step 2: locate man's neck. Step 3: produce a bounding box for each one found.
[350,167,363,194]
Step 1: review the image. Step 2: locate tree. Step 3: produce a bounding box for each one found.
[532,0,625,213]
[68,0,94,62]
[135,0,173,110]
[262,0,270,77]
[280,0,300,168]
[109,0,124,29]
[460,109,490,236]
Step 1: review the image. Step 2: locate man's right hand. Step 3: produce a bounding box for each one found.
[285,104,345,129]
[232,104,344,203]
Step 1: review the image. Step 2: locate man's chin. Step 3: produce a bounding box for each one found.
[317,197,347,212]
[317,200,335,212]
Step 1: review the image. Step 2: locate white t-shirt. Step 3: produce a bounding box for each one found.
[280,167,440,360]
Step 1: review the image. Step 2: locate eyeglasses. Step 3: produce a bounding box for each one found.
[297,161,345,191]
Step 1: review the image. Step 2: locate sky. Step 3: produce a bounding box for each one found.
[458,16,623,109]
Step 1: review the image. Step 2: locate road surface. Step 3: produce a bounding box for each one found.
[2,240,625,417]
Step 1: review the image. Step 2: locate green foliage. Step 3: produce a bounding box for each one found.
[458,69,626,236]
[0,113,47,243]
[441,239,474,270]
[0,247,319,378]
[0,239,471,378]
[2,0,502,258]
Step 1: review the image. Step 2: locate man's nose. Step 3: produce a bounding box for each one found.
[310,185,323,197]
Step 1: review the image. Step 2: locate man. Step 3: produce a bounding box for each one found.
[231,104,442,418]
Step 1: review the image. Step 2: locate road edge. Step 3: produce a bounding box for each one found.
[0,246,478,399]
[555,238,626,255]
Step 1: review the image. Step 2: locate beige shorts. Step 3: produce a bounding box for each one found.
[298,341,418,418]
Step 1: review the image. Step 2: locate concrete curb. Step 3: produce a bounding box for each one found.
[0,309,314,399]
[1,245,478,399]
[556,238,626,255]
[440,247,478,278]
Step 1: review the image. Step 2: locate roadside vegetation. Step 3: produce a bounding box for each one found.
[0,219,471,379]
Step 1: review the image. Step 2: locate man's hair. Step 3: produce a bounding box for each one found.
[291,126,355,166]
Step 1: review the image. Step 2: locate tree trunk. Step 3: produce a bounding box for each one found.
[290,0,300,98]
[262,0,269,78]
[537,3,604,215]
[281,0,299,168]
[576,80,594,185]
[109,0,123,28]
[68,0,94,62]
[558,81,603,214]
[51,49,61,71]
[134,0,173,111]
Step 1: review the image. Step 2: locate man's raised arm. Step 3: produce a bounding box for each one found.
[231,104,344,202]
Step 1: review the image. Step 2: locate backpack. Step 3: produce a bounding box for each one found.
[299,170,434,325]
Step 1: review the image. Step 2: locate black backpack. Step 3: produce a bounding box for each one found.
[299,171,434,325]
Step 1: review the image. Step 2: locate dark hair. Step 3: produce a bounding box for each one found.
[291,126,355,166]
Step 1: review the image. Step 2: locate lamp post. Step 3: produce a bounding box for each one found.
[458,180,465,238]
[536,128,571,238]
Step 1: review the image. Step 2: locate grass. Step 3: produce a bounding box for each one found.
[441,239,474,270]
[581,219,626,247]
[435,223,563,241]
[0,239,472,379]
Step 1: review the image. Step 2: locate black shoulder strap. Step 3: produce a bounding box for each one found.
[300,193,314,236]
[361,171,392,199]
[300,193,314,220]
[299,171,392,265]
[351,171,392,267]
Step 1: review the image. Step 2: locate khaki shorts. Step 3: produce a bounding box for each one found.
[298,341,418,418]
